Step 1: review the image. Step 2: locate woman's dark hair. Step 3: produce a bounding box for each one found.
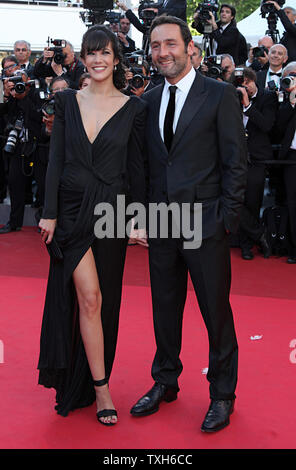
[80,25,126,90]
[149,15,192,49]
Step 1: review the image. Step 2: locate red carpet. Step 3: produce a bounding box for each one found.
[0,227,296,450]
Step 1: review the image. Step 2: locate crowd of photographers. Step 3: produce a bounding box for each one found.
[0,0,296,264]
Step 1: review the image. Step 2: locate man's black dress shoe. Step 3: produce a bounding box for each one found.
[130,382,178,417]
[201,399,234,433]
[287,256,296,264]
[0,223,21,234]
[241,248,254,260]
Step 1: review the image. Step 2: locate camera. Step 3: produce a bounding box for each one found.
[3,70,39,94]
[81,0,115,26]
[231,67,245,87]
[260,0,285,16]
[106,11,121,24]
[47,38,67,65]
[138,0,162,24]
[281,74,296,92]
[194,0,219,34]
[203,55,223,80]
[253,45,269,59]
[125,52,149,89]
[4,115,24,154]
[42,99,55,116]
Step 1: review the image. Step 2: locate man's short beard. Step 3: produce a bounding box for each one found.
[156,46,189,79]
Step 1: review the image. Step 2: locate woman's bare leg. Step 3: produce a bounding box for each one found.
[73,247,117,424]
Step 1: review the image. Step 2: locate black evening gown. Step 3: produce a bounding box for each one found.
[38,88,147,417]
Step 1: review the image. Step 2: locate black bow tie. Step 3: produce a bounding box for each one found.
[270,72,281,77]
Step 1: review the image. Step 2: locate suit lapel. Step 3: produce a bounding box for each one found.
[170,72,208,153]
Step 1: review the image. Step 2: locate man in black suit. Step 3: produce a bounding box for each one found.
[13,40,35,78]
[118,15,136,54]
[193,3,247,65]
[233,67,278,260]
[33,41,85,90]
[130,15,247,433]
[256,43,288,91]
[274,61,296,263]
[266,1,296,62]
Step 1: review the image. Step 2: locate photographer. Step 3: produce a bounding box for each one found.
[266,1,296,62]
[33,40,85,90]
[274,61,296,263]
[118,15,136,53]
[201,53,235,82]
[246,35,274,71]
[193,3,248,65]
[0,70,43,234]
[191,42,203,70]
[14,40,35,78]
[35,76,70,216]
[256,43,288,90]
[231,67,278,260]
[1,56,20,204]
[123,58,151,96]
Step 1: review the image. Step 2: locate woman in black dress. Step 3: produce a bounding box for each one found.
[38,25,147,425]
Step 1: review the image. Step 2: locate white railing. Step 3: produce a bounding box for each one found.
[0,1,83,6]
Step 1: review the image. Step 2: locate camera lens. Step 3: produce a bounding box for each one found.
[4,129,18,153]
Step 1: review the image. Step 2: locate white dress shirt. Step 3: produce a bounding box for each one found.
[265,67,283,88]
[159,66,196,142]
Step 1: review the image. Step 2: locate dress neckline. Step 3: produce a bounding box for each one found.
[73,90,131,146]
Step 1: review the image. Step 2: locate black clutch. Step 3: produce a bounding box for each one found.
[35,210,63,261]
[45,236,63,261]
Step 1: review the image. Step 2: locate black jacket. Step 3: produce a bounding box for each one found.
[33,57,85,90]
[142,71,247,236]
[0,89,43,155]
[119,35,136,55]
[158,0,187,22]
[278,9,296,63]
[274,100,296,159]
[194,19,243,65]
[243,88,278,161]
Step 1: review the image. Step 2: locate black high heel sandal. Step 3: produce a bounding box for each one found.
[93,378,118,426]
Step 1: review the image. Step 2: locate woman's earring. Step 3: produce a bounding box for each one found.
[114,65,117,71]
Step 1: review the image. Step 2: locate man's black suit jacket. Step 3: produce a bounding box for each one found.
[158,0,187,22]
[194,19,242,65]
[141,71,248,239]
[278,9,296,63]
[119,35,136,54]
[274,101,296,159]
[33,57,85,90]
[244,88,278,161]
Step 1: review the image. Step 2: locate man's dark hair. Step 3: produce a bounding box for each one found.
[50,75,70,92]
[230,66,257,85]
[150,15,192,48]
[2,55,18,69]
[220,3,236,18]
[242,67,257,82]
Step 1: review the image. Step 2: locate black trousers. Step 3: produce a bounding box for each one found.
[148,229,238,400]
[283,150,296,257]
[239,162,266,249]
[7,150,47,228]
